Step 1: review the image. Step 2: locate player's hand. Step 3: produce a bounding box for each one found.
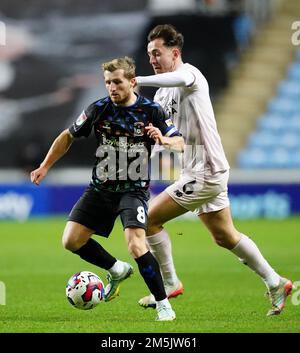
[145,123,164,144]
[30,166,48,186]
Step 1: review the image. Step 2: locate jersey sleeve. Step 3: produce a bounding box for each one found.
[136,68,195,88]
[152,104,181,137]
[69,103,96,138]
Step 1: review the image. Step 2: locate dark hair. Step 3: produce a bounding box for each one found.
[102,56,135,79]
[147,24,184,51]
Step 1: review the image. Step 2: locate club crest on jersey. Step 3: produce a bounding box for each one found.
[133,122,145,136]
[76,111,88,126]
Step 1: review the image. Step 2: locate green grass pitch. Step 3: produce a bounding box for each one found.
[0,216,299,333]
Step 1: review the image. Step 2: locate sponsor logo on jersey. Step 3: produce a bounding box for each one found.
[102,136,145,151]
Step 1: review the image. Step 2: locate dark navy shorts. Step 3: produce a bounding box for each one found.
[68,186,149,237]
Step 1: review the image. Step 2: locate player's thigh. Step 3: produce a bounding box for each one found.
[62,221,95,250]
[155,174,225,226]
[148,191,187,228]
[199,206,237,238]
[68,186,118,237]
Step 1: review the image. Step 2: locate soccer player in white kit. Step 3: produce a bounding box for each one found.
[135,24,293,316]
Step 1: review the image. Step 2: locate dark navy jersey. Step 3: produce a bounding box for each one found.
[69,94,180,192]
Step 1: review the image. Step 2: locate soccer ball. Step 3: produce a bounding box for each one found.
[66,271,105,310]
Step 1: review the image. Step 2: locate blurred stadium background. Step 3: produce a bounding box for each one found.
[1,0,300,334]
[0,0,300,221]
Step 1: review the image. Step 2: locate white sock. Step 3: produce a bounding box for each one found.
[156,298,171,310]
[231,233,280,289]
[147,229,179,286]
[108,260,126,278]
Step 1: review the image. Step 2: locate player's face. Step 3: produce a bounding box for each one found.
[104,69,135,105]
[147,38,177,74]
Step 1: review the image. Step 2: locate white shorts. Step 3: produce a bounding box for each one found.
[165,170,230,216]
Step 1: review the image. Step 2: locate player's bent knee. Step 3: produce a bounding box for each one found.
[213,237,227,248]
[62,236,74,251]
[147,221,163,236]
[125,227,148,257]
[212,232,237,249]
[62,234,81,251]
[127,242,140,257]
[127,240,147,258]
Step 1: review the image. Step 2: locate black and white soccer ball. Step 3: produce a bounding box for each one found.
[66,271,105,310]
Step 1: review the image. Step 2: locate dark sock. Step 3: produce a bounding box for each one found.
[73,238,116,270]
[135,251,167,301]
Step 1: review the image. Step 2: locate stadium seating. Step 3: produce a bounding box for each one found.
[287,62,300,81]
[238,50,300,169]
[277,80,300,99]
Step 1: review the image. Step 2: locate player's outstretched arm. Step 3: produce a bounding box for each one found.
[30,129,74,186]
[145,123,184,152]
[136,70,194,88]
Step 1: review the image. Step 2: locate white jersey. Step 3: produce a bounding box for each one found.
[153,63,229,178]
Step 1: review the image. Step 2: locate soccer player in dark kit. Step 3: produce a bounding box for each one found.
[30,56,183,321]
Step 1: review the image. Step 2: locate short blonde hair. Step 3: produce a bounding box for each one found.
[102,56,136,80]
